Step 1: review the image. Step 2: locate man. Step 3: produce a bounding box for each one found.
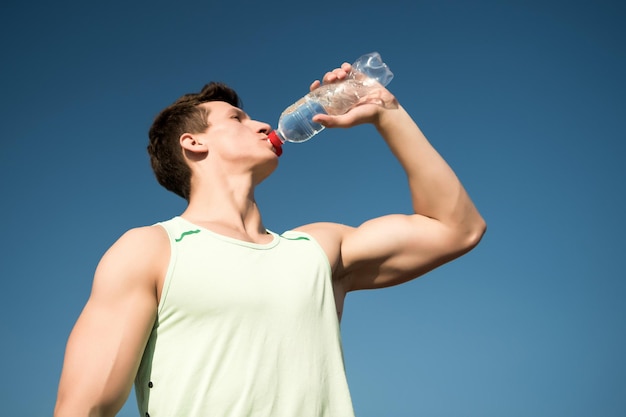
[54,61,486,417]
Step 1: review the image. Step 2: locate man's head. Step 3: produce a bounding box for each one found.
[147,82,241,200]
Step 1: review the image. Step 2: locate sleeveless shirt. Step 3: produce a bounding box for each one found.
[134,216,355,417]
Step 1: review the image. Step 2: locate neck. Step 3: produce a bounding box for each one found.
[181,172,269,243]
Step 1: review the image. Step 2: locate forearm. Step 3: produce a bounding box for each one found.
[375,105,485,237]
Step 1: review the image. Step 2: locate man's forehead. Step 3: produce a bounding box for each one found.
[199,101,248,117]
[199,101,241,112]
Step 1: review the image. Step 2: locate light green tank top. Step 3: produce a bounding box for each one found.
[135,217,355,417]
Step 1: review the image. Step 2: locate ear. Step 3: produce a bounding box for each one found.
[180,133,208,154]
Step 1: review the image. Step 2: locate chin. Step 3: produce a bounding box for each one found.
[254,158,279,184]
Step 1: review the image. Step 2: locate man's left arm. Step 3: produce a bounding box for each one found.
[303,63,486,292]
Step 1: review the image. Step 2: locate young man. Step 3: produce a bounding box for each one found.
[55,61,486,417]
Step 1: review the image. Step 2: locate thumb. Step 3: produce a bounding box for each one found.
[312,113,356,129]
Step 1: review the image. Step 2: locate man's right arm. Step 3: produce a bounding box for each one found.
[54,226,169,417]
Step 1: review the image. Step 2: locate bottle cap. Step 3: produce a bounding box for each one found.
[267,131,283,157]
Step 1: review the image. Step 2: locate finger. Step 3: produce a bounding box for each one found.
[323,64,349,82]
[312,112,355,128]
[312,113,334,127]
[332,68,348,81]
[309,80,321,92]
[323,71,337,83]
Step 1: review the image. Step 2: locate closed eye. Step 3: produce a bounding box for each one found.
[230,109,249,122]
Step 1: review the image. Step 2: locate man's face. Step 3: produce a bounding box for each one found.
[203,101,277,152]
[195,101,279,177]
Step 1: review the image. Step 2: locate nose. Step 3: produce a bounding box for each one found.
[254,120,272,135]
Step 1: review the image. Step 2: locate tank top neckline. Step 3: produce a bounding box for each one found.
[174,216,280,250]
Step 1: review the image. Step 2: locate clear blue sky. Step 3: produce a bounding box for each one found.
[1,1,625,416]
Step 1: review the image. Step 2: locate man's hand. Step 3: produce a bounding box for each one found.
[309,63,398,128]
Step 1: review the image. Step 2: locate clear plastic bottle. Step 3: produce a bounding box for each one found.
[267,52,394,156]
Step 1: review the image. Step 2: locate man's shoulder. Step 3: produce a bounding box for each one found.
[121,223,169,241]
[91,224,169,297]
[294,222,354,240]
[292,222,355,273]
[107,224,170,259]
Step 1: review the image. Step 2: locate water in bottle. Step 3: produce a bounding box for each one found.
[267,52,393,156]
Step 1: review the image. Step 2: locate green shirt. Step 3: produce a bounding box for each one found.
[135,216,355,417]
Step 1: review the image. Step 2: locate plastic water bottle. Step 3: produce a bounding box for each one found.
[267,52,393,156]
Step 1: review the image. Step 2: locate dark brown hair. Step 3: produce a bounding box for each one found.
[147,82,242,200]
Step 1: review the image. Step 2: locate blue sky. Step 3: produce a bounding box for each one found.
[1,0,625,416]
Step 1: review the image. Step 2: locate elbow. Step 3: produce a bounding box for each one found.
[462,216,487,252]
[54,397,117,417]
[450,215,486,256]
[54,401,79,417]
[54,392,74,417]
[54,400,87,417]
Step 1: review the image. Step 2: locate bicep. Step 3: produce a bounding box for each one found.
[59,296,155,411]
[340,214,469,291]
[55,228,162,416]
